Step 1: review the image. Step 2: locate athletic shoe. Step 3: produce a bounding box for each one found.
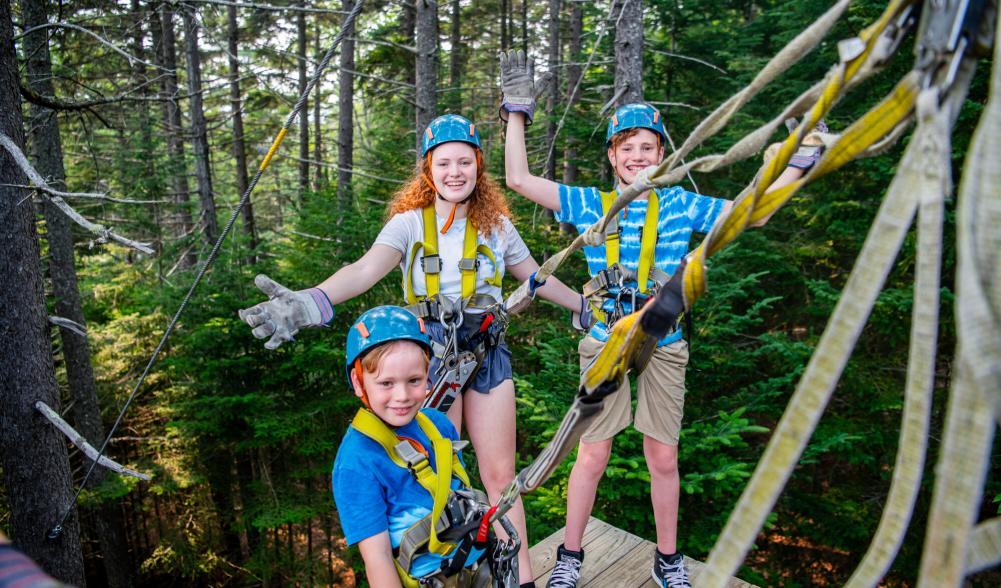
[652,550,691,588]
[546,544,584,588]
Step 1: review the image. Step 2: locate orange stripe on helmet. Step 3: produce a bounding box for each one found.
[354,322,370,338]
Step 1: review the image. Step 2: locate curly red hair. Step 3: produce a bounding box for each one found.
[388,147,512,236]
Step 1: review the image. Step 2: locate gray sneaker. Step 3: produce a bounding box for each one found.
[652,551,690,588]
[546,544,584,588]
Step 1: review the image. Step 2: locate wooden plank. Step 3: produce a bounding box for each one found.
[530,517,759,588]
[531,517,633,585]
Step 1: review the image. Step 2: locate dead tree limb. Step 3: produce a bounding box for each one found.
[34,402,151,481]
[0,132,155,254]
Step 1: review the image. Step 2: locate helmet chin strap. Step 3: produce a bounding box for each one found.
[353,359,371,409]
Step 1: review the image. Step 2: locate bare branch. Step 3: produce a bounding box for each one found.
[19,76,172,111]
[48,316,87,338]
[0,133,155,254]
[35,402,151,481]
[17,22,159,70]
[646,48,727,74]
[351,37,417,54]
[183,0,349,14]
[0,183,167,204]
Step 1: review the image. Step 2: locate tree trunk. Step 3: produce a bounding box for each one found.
[563,0,582,187]
[297,1,310,197]
[313,20,325,190]
[545,0,560,181]
[227,3,257,261]
[414,0,438,157]
[337,0,356,208]
[521,0,528,55]
[500,0,509,50]
[0,3,85,582]
[154,5,197,268]
[182,4,219,246]
[613,0,643,105]
[448,0,461,109]
[401,2,415,88]
[21,0,136,584]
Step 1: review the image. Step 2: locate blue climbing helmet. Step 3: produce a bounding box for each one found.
[605,103,668,146]
[345,306,431,391]
[420,114,482,157]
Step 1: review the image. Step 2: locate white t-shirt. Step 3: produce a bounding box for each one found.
[375,208,531,303]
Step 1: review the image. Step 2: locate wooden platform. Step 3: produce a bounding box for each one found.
[529,517,757,587]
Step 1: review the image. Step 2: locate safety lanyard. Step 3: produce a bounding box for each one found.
[599,189,660,293]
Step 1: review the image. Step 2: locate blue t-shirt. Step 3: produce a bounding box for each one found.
[332,408,482,579]
[556,184,727,345]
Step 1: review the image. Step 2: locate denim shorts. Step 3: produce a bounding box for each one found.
[426,319,513,394]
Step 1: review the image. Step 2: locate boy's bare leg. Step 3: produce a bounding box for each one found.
[562,438,613,551]
[463,379,534,583]
[644,435,680,553]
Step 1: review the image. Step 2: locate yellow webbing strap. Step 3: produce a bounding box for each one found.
[350,409,470,558]
[404,206,500,303]
[460,221,478,297]
[599,190,620,264]
[636,193,659,294]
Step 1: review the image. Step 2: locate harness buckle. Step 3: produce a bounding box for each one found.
[422,254,442,274]
[457,257,478,272]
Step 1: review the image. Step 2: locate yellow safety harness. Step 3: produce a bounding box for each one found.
[351,408,485,586]
[404,205,502,305]
[582,190,668,325]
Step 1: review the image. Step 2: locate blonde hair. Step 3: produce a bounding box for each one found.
[387,146,512,236]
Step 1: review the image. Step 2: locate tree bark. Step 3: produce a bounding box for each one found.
[521,0,528,55]
[338,0,356,208]
[613,0,644,105]
[227,3,257,261]
[297,0,310,196]
[182,4,219,246]
[501,0,509,51]
[563,0,582,187]
[0,2,85,582]
[313,20,325,190]
[154,5,197,268]
[414,0,438,158]
[448,0,461,109]
[545,0,560,181]
[22,0,136,583]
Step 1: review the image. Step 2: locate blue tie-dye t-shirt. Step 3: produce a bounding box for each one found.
[332,408,482,579]
[555,184,727,346]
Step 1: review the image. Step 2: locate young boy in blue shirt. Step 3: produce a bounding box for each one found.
[332,306,518,587]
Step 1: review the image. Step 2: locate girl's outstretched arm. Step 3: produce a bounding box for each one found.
[315,244,402,303]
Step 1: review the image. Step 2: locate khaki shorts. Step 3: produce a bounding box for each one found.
[578,335,689,446]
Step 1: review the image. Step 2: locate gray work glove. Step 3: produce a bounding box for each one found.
[238,274,335,350]
[765,118,829,170]
[499,49,537,124]
[571,295,594,332]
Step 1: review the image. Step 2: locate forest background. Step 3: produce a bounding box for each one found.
[1,0,998,586]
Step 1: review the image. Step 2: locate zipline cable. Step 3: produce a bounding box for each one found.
[47,0,366,540]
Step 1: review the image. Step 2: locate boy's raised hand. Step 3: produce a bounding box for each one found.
[499,49,537,124]
[238,274,335,350]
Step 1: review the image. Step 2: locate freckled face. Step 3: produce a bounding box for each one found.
[351,341,429,427]
[431,142,478,202]
[607,129,665,186]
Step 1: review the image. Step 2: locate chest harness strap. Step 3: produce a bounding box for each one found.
[404,205,502,305]
[352,409,497,586]
[402,206,508,414]
[582,190,669,326]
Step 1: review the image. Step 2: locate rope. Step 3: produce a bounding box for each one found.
[47,0,365,539]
